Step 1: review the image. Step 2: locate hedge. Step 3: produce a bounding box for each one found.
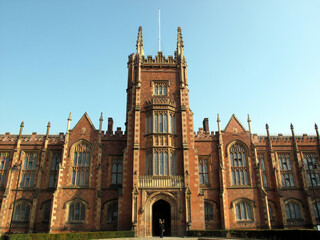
[1,231,134,240]
[187,229,320,240]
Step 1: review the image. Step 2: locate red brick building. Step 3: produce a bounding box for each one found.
[0,27,320,237]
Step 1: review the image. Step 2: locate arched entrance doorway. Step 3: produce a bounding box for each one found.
[152,200,171,236]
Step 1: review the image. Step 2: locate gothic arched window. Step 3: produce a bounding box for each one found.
[285,201,301,220]
[230,143,249,186]
[106,201,118,222]
[68,201,85,222]
[199,158,209,185]
[13,201,31,222]
[235,201,253,220]
[49,151,61,188]
[72,142,91,186]
[204,202,214,221]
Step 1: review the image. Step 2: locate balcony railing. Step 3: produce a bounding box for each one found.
[139,175,184,188]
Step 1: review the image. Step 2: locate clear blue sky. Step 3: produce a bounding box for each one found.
[1,0,319,135]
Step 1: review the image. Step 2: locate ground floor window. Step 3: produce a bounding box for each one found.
[68,201,85,222]
[13,201,31,222]
[285,202,301,220]
[235,201,253,220]
[204,202,214,221]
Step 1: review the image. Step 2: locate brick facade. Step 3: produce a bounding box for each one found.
[0,27,319,236]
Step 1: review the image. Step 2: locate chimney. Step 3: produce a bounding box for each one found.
[203,118,209,132]
[108,118,113,133]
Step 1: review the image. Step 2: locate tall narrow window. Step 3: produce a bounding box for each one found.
[285,202,301,220]
[170,151,177,175]
[49,152,61,188]
[258,154,268,188]
[159,152,164,175]
[313,201,320,220]
[154,152,159,175]
[199,158,209,185]
[205,202,214,221]
[230,144,249,186]
[268,204,274,221]
[171,114,175,134]
[159,114,163,133]
[146,152,153,175]
[68,201,85,221]
[303,153,320,187]
[107,201,118,222]
[164,113,168,133]
[42,201,51,222]
[20,152,38,188]
[112,159,122,185]
[154,114,158,133]
[235,202,253,220]
[72,143,91,186]
[0,152,10,187]
[278,153,294,187]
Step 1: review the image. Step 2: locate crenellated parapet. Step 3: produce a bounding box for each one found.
[0,133,64,144]
[194,128,216,141]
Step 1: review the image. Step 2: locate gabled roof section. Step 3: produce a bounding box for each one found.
[71,112,97,131]
[224,114,247,133]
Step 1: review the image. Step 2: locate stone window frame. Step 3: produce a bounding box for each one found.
[258,152,269,188]
[0,151,10,188]
[199,156,210,186]
[69,140,92,187]
[64,198,89,224]
[276,152,295,188]
[103,200,118,223]
[152,148,176,176]
[20,151,39,189]
[40,200,52,223]
[48,151,62,188]
[284,199,304,222]
[226,141,251,187]
[231,198,255,222]
[313,200,320,221]
[11,199,32,223]
[204,200,216,222]
[111,157,122,186]
[146,110,175,134]
[152,80,170,96]
[302,152,320,187]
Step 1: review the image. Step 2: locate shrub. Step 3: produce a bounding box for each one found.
[187,229,320,240]
[1,231,134,240]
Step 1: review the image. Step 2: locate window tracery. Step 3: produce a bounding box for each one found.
[199,158,209,185]
[20,152,38,188]
[72,142,91,186]
[49,151,61,188]
[303,152,320,187]
[278,153,294,187]
[0,152,10,187]
[229,143,249,186]
[235,201,253,220]
[68,201,85,222]
[147,149,176,176]
[13,201,31,222]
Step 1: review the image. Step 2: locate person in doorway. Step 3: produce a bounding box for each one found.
[159,219,165,238]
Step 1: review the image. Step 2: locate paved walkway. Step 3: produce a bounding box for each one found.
[98,237,261,240]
